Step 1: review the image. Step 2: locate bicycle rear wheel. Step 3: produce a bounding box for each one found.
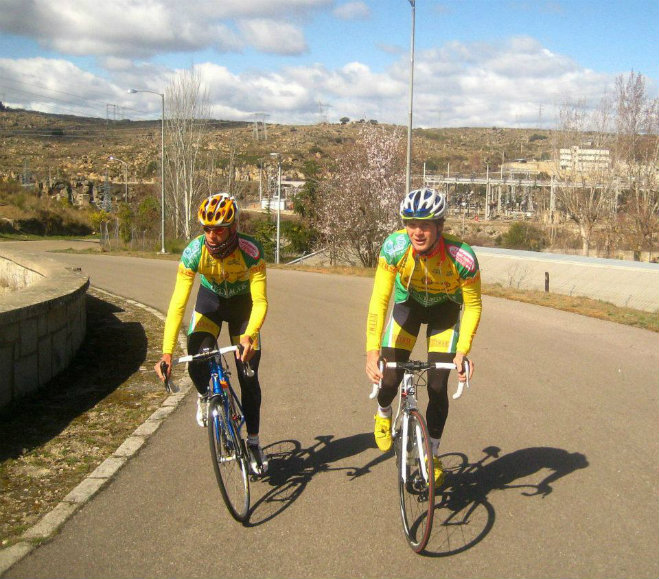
[397,409,435,552]
[208,398,250,521]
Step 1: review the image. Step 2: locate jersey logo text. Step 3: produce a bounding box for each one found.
[239,238,260,260]
[447,245,476,273]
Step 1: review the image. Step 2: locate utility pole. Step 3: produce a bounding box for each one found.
[405,0,416,195]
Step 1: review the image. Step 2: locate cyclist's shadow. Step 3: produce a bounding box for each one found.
[424,445,589,557]
[244,434,387,526]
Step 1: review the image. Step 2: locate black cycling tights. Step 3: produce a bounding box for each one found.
[378,347,454,440]
[187,331,262,436]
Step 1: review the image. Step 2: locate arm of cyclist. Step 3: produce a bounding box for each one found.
[365,260,396,383]
[238,263,267,364]
[154,264,195,381]
[453,273,482,382]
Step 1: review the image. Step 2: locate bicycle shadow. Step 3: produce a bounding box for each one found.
[245,433,388,526]
[423,445,589,557]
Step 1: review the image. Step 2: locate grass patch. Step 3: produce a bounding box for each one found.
[482,283,659,332]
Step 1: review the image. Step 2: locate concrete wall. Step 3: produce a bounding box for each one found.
[0,248,89,410]
[475,247,659,312]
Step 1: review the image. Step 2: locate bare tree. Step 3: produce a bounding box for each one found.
[315,124,405,266]
[165,69,210,240]
[552,98,617,255]
[614,72,659,257]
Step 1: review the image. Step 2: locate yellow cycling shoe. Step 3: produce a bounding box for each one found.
[373,414,392,452]
[433,457,445,487]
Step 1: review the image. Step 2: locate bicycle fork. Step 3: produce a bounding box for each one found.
[395,377,431,486]
[399,412,431,485]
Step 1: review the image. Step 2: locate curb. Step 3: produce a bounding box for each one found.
[0,287,191,576]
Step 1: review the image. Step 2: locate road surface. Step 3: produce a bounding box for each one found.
[2,241,658,578]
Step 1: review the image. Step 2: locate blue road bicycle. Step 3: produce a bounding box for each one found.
[164,344,254,521]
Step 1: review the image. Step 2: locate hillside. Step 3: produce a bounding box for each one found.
[0,106,554,187]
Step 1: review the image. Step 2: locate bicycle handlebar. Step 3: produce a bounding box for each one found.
[173,344,239,365]
[171,344,255,377]
[369,359,471,400]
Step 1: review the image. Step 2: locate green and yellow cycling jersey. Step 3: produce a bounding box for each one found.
[162,233,267,354]
[366,229,482,354]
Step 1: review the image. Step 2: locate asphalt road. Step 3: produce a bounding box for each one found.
[3,241,659,578]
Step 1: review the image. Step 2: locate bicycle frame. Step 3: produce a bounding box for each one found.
[206,347,246,444]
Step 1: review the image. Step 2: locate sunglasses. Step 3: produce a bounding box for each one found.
[203,225,229,233]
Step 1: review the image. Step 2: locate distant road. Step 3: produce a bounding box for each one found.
[2,240,658,579]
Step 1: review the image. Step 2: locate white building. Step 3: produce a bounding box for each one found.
[559,146,611,172]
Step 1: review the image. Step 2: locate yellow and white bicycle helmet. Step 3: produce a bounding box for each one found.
[198,193,238,227]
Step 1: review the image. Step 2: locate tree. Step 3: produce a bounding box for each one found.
[290,159,321,254]
[552,98,616,255]
[340,117,350,125]
[165,68,210,240]
[552,72,658,257]
[614,71,659,257]
[315,124,405,266]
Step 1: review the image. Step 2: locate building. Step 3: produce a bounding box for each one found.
[559,146,611,172]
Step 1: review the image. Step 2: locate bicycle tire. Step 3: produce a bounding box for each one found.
[397,409,435,552]
[208,398,250,521]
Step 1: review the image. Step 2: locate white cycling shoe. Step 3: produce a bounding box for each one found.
[196,395,208,428]
[247,443,269,475]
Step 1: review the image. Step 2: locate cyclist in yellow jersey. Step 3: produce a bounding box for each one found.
[155,193,268,473]
[365,188,482,485]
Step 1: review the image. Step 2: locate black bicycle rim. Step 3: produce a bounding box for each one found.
[208,399,250,521]
[398,409,435,552]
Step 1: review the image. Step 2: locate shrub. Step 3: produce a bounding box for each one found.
[496,222,547,251]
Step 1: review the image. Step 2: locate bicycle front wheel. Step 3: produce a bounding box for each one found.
[208,399,250,521]
[397,409,435,552]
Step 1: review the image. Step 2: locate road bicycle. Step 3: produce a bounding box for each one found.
[163,344,260,522]
[370,358,470,553]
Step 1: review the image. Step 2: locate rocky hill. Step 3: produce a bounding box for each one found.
[0,106,555,191]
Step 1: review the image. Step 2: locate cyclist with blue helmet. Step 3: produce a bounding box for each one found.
[365,188,482,486]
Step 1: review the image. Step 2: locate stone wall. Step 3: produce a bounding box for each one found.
[0,248,89,410]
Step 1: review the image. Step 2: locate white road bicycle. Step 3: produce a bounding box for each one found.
[370,358,471,553]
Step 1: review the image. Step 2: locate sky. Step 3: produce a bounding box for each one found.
[0,0,657,129]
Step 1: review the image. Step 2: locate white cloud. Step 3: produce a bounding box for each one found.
[333,2,371,20]
[0,0,320,58]
[0,22,621,128]
[237,19,308,55]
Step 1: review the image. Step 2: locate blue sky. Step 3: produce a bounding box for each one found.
[0,0,656,128]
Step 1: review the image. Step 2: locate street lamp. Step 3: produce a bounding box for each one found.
[405,0,416,195]
[269,153,282,264]
[129,88,166,253]
[108,156,128,203]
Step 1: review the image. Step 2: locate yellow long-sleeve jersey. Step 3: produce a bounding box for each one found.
[162,234,267,354]
[366,230,482,354]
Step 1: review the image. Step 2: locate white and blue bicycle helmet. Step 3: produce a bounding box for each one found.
[399,188,447,221]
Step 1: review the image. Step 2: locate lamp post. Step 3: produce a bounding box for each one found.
[405,0,416,195]
[108,156,128,203]
[269,153,282,264]
[129,88,166,253]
